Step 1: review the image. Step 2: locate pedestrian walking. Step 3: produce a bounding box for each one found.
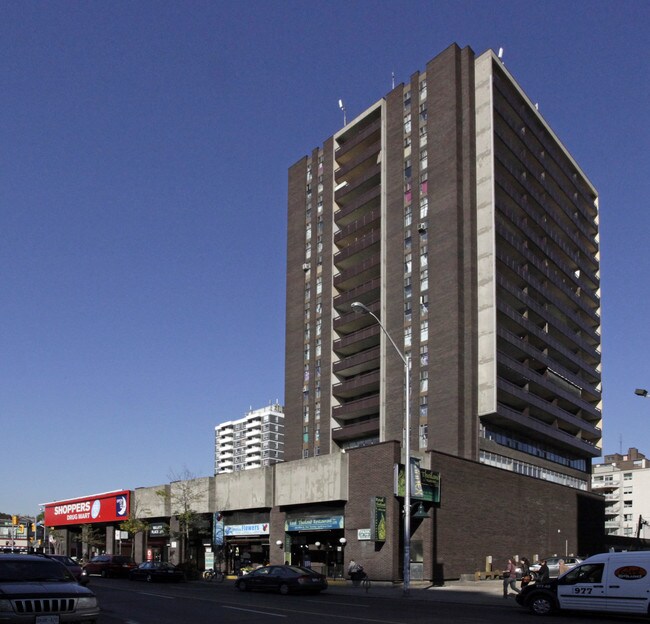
[348,559,365,586]
[502,558,520,598]
[520,557,532,588]
[536,559,550,583]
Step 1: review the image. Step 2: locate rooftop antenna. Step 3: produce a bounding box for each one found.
[392,72,395,89]
[338,99,346,126]
[498,47,504,60]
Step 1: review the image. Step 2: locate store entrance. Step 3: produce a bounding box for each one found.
[287,531,345,578]
[226,540,269,575]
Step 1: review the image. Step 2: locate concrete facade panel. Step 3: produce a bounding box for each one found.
[134,484,171,518]
[214,467,274,510]
[275,453,348,506]
[170,477,214,514]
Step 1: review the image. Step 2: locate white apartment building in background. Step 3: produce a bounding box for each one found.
[214,402,285,474]
[592,447,650,538]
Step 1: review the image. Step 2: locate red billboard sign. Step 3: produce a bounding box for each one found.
[44,490,130,526]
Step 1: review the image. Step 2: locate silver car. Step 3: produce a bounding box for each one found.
[529,556,583,578]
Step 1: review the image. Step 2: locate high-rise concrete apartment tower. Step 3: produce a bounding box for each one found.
[592,448,650,538]
[214,402,285,474]
[285,45,601,494]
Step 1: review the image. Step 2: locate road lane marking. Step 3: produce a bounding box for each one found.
[304,599,366,607]
[137,592,175,599]
[239,605,409,624]
[98,585,404,623]
[223,606,286,617]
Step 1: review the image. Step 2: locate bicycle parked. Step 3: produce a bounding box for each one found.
[203,567,225,582]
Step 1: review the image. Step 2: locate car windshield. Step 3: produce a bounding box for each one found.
[0,560,74,582]
[294,566,319,575]
[53,556,76,566]
[284,566,312,575]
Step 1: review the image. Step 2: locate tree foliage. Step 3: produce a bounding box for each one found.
[156,467,202,563]
[119,498,150,558]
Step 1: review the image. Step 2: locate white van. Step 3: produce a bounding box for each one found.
[516,551,650,616]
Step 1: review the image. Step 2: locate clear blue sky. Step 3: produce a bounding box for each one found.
[2,1,649,515]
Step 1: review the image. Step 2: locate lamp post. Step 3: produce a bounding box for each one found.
[635,389,648,398]
[351,301,412,596]
[339,537,347,579]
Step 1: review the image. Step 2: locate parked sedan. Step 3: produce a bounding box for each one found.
[44,553,90,585]
[83,554,137,578]
[529,556,583,578]
[129,561,185,583]
[235,565,328,595]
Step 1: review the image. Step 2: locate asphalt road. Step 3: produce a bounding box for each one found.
[90,577,646,624]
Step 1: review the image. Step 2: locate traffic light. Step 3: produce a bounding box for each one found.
[11,515,18,525]
[31,523,36,533]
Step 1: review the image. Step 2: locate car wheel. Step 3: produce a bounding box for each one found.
[528,593,555,616]
[237,580,248,592]
[279,583,290,595]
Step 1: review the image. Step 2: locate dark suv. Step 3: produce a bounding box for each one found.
[0,553,100,622]
[83,554,137,578]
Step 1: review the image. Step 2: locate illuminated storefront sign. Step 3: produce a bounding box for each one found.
[224,523,270,536]
[394,462,441,503]
[44,490,130,526]
[285,516,344,531]
[371,496,387,542]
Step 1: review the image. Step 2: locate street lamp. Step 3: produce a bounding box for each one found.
[351,301,412,596]
[635,389,648,398]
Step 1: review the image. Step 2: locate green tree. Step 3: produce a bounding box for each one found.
[119,501,150,559]
[156,467,202,564]
[76,524,105,559]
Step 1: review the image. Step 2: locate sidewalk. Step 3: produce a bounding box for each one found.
[327,578,520,605]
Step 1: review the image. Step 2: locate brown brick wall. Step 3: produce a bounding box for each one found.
[425,44,478,460]
[422,451,604,580]
[284,156,309,461]
[344,442,402,581]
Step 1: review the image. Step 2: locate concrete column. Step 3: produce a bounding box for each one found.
[169,517,181,565]
[134,531,145,563]
[106,526,115,555]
